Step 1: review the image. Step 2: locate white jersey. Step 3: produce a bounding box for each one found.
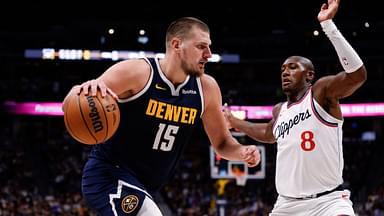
[272,88,344,198]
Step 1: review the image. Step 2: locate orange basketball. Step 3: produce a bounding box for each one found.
[63,90,120,145]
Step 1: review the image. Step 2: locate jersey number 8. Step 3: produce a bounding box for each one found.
[300,131,316,151]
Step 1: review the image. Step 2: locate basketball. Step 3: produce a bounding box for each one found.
[63,90,120,145]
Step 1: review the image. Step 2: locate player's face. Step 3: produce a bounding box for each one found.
[280,59,307,94]
[180,28,212,77]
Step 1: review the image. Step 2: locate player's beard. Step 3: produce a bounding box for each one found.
[181,59,204,77]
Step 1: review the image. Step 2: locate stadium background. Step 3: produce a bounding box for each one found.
[1,0,383,215]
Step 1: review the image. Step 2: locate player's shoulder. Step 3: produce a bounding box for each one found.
[105,58,152,82]
[112,58,151,72]
[273,102,284,110]
[312,75,335,91]
[199,74,222,100]
[200,74,219,88]
[272,102,284,117]
[103,58,152,97]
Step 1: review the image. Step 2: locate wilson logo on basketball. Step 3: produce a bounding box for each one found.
[121,195,139,213]
[86,95,104,133]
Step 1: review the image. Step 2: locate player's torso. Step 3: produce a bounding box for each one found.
[91,57,203,190]
[272,88,344,197]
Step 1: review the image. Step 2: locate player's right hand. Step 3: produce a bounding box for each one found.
[241,145,261,167]
[75,79,118,99]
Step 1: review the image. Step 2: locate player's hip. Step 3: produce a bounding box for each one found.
[82,158,148,195]
[270,189,354,216]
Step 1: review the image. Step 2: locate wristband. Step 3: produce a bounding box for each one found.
[321,20,363,73]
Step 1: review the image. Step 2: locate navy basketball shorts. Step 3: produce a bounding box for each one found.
[82,158,154,215]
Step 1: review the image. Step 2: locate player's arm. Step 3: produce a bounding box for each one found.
[223,103,280,144]
[201,75,260,167]
[92,59,150,98]
[313,0,367,102]
[62,59,150,109]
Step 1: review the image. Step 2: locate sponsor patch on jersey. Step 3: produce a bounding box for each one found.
[121,195,139,213]
[182,89,197,94]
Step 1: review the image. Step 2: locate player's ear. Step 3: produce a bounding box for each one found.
[171,38,182,51]
[306,70,315,83]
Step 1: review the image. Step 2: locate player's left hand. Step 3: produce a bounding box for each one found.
[318,0,339,22]
[241,145,261,167]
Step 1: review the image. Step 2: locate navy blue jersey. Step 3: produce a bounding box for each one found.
[89,57,204,192]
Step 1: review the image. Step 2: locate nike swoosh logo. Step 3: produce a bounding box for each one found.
[155,84,167,90]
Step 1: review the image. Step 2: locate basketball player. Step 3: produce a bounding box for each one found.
[63,17,260,215]
[223,0,366,215]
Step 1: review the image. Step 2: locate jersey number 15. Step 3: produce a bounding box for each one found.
[152,123,179,151]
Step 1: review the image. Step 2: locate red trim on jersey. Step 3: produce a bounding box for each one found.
[272,102,285,129]
[287,88,311,109]
[310,91,338,127]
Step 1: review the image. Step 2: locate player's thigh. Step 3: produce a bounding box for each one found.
[81,159,161,215]
[107,184,162,216]
[84,179,161,215]
[314,190,355,216]
[269,195,310,216]
[137,196,163,215]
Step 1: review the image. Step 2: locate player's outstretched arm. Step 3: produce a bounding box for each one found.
[201,75,260,167]
[223,104,279,144]
[315,0,367,100]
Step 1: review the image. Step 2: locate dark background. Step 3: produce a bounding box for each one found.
[1,0,383,58]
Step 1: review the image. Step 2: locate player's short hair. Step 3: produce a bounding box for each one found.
[165,17,210,44]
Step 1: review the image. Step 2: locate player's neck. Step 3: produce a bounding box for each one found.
[159,58,188,86]
[287,85,310,104]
